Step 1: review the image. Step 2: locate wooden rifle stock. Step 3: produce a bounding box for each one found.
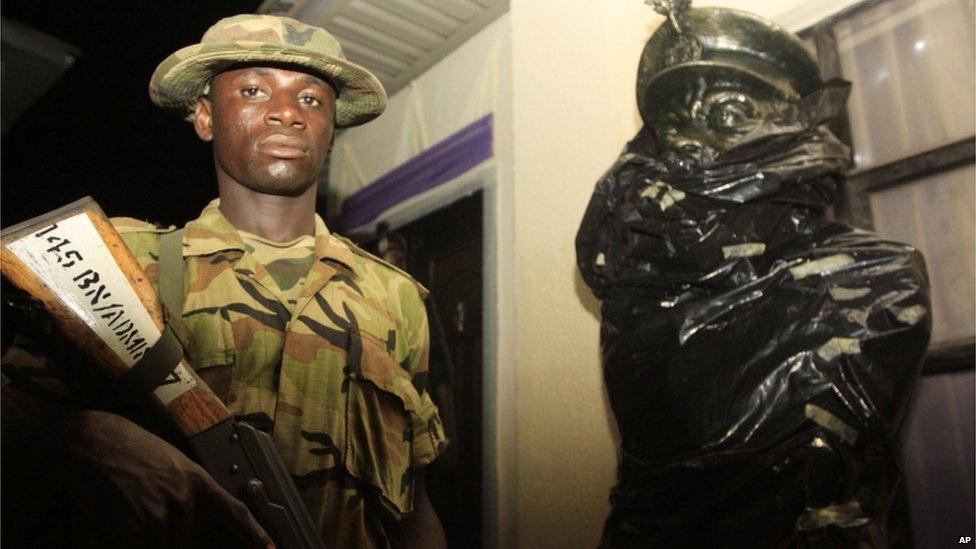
[2,197,325,548]
[1,197,230,438]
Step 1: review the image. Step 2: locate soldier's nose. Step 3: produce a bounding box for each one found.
[266,98,306,128]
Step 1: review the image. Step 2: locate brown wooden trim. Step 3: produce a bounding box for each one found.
[923,339,975,376]
[810,24,853,148]
[802,21,873,229]
[807,21,876,230]
[851,137,976,194]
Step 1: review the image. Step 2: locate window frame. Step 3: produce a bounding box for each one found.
[799,0,976,375]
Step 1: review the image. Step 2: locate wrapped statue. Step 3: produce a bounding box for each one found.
[576,3,931,547]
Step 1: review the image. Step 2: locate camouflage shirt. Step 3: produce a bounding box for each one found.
[4,199,446,548]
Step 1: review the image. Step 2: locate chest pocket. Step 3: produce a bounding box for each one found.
[181,258,283,408]
[342,320,424,517]
[183,311,237,403]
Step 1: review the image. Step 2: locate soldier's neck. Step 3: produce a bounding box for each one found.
[218,182,317,243]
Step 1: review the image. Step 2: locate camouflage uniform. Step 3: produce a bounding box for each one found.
[3,200,447,548]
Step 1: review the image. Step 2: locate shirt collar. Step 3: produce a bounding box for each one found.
[312,214,358,273]
[183,198,359,273]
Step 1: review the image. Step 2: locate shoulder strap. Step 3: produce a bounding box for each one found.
[334,234,430,298]
[159,229,185,320]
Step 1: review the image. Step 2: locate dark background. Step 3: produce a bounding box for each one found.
[2,0,262,227]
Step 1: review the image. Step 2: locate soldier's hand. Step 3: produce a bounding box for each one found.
[42,410,275,548]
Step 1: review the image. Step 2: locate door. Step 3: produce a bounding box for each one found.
[367,191,484,547]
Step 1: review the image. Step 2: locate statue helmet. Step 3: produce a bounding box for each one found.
[637,3,822,126]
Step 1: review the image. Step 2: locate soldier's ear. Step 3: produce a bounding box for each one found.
[193,97,214,142]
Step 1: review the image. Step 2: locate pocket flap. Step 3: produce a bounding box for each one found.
[354,337,422,414]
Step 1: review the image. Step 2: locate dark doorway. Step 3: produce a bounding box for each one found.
[364,191,484,548]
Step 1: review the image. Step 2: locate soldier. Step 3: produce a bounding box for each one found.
[577,3,930,547]
[2,14,447,548]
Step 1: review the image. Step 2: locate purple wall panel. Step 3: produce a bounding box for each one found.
[335,114,493,232]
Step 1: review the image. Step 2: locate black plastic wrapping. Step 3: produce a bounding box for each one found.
[577,82,931,547]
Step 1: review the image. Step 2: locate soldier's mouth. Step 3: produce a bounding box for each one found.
[259,134,307,159]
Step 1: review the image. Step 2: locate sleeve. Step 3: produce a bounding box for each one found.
[399,282,448,468]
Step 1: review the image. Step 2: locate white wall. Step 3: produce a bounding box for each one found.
[507,2,643,547]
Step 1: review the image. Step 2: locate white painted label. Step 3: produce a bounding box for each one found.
[156,360,198,405]
[8,213,195,404]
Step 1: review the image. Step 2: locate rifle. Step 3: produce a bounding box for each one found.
[1,197,325,549]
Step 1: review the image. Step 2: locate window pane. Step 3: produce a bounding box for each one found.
[869,164,976,346]
[836,0,975,169]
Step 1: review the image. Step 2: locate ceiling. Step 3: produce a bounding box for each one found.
[259,0,508,96]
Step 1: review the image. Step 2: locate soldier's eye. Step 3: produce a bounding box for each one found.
[299,94,321,107]
[241,86,267,99]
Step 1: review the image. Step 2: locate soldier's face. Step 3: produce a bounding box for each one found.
[652,76,790,173]
[193,64,336,196]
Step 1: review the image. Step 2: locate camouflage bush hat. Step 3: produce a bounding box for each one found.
[149,14,386,128]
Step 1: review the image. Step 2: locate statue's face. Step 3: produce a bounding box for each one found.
[650,75,792,173]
